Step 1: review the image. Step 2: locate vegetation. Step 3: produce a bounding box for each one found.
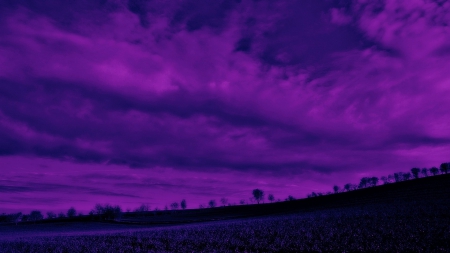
[1,198,449,252]
[252,189,264,204]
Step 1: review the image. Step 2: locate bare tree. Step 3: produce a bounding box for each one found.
[286,195,296,201]
[208,199,216,208]
[180,199,187,210]
[170,202,179,210]
[440,163,449,174]
[371,177,379,186]
[29,211,43,223]
[359,177,369,188]
[93,204,122,220]
[220,198,228,207]
[252,189,264,204]
[394,172,403,182]
[421,168,428,177]
[46,212,56,219]
[388,174,395,183]
[403,173,411,181]
[333,185,339,193]
[344,183,352,191]
[411,168,420,179]
[67,207,77,218]
[268,194,275,203]
[135,204,150,212]
[430,167,439,176]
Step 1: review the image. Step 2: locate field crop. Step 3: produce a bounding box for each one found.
[1,198,449,252]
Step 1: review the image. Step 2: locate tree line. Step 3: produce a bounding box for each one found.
[308,162,450,197]
[1,162,448,224]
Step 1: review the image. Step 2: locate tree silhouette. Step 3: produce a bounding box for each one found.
[403,173,411,181]
[344,183,352,191]
[421,168,428,177]
[439,163,449,174]
[394,173,403,182]
[58,212,65,218]
[333,185,339,193]
[46,212,56,219]
[380,176,388,184]
[268,194,275,203]
[208,199,216,208]
[388,174,394,183]
[93,204,121,220]
[359,177,369,188]
[170,202,179,210]
[67,207,77,218]
[239,199,246,205]
[370,177,379,186]
[430,167,439,176]
[220,198,228,207]
[29,210,43,223]
[411,168,420,179]
[180,199,187,210]
[286,195,296,201]
[252,189,264,204]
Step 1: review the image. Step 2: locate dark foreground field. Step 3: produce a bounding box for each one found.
[1,175,450,252]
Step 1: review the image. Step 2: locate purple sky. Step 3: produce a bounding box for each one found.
[1,0,449,214]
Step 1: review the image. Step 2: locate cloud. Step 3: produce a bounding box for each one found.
[0,0,449,179]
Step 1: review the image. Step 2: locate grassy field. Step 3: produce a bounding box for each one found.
[1,174,449,252]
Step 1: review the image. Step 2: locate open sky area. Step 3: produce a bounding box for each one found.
[1,0,449,215]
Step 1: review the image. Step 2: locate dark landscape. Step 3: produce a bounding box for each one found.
[1,173,449,252]
[1,0,450,252]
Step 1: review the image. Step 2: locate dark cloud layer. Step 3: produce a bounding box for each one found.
[0,0,449,213]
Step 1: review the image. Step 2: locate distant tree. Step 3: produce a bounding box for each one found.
[394,172,403,182]
[440,163,449,174]
[268,194,275,203]
[7,212,22,225]
[370,177,379,187]
[421,168,428,177]
[359,177,369,188]
[220,198,228,207]
[67,207,77,218]
[58,212,65,218]
[344,183,352,191]
[333,185,339,193]
[93,204,121,220]
[403,173,411,181]
[180,199,187,210]
[29,210,43,223]
[46,211,56,219]
[411,168,420,179]
[286,195,296,201]
[252,189,264,204]
[199,204,205,209]
[380,176,388,185]
[135,204,150,212]
[239,199,246,205]
[430,167,439,176]
[135,204,150,217]
[208,200,216,208]
[388,174,395,183]
[170,202,179,210]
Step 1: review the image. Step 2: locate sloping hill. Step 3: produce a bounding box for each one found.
[119,173,450,224]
